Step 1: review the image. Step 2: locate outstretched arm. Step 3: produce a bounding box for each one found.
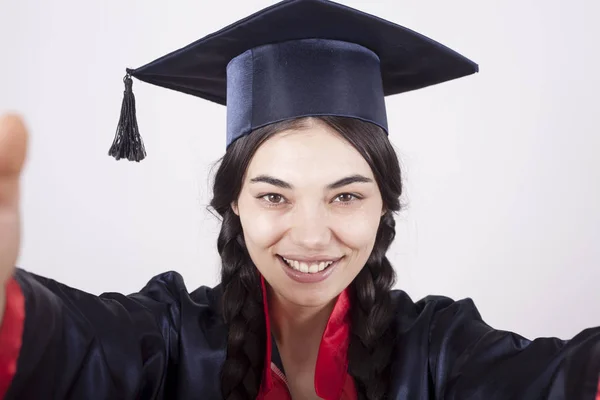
[0,115,181,398]
[0,268,184,399]
[429,297,600,399]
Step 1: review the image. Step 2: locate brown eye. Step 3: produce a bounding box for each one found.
[334,193,358,203]
[263,194,284,204]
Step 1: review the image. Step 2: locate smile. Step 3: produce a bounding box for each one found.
[276,255,343,284]
[281,257,335,274]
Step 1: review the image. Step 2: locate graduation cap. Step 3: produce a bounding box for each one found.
[109,0,478,162]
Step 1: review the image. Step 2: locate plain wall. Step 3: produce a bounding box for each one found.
[1,0,598,340]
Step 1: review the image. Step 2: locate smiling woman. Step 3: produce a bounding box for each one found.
[231,117,391,304]
[213,116,400,398]
[1,0,600,399]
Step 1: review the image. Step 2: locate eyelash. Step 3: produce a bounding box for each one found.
[258,193,362,207]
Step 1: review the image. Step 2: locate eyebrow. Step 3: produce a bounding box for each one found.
[327,174,373,189]
[249,175,292,189]
[249,174,373,190]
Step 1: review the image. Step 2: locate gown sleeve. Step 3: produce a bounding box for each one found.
[0,267,186,399]
[428,297,600,399]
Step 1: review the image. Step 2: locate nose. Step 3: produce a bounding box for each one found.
[288,202,332,250]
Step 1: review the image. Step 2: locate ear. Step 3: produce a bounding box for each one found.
[231,201,239,216]
[381,206,387,217]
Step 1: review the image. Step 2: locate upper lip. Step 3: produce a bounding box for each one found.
[278,254,343,263]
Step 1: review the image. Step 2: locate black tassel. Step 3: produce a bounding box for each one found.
[108,73,146,162]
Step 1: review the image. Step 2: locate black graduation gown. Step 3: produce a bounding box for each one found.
[5,267,600,399]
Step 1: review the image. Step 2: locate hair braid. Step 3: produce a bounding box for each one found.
[348,211,398,400]
[218,209,266,400]
[211,119,310,399]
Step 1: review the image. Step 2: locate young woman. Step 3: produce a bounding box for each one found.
[1,1,599,399]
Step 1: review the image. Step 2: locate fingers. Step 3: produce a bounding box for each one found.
[0,114,28,178]
[0,113,26,291]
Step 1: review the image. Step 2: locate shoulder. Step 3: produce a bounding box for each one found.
[134,270,223,310]
[386,290,495,395]
[389,289,474,318]
[126,271,226,334]
[389,289,484,333]
[134,272,229,396]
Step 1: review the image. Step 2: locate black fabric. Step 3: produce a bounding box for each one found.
[126,0,478,147]
[270,335,285,376]
[225,39,388,146]
[5,268,600,399]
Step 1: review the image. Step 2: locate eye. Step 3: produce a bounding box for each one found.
[333,193,360,203]
[260,193,287,205]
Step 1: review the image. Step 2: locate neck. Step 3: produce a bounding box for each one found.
[267,287,336,355]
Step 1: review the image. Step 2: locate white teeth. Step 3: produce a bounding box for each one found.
[282,257,336,274]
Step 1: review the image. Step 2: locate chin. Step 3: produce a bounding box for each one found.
[277,281,344,308]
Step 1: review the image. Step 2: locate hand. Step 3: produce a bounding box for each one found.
[0,114,28,321]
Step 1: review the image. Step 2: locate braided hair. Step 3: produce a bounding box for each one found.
[209,116,403,400]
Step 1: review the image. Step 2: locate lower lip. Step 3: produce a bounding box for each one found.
[278,256,341,284]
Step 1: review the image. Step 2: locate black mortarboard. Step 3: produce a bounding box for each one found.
[109,0,478,162]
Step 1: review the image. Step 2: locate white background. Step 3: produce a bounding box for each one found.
[1,0,598,340]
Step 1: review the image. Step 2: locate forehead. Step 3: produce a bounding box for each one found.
[246,120,374,182]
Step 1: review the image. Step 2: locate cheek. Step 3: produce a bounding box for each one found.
[334,206,382,254]
[241,215,284,249]
[237,196,286,252]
